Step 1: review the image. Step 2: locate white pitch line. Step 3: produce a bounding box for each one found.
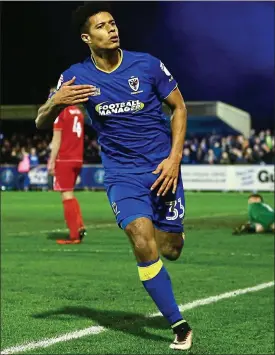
[6,212,246,237]
[149,281,275,317]
[1,281,273,355]
[0,326,105,355]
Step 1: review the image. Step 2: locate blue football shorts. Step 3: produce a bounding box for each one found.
[104,171,185,233]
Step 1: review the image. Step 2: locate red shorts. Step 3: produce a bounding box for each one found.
[54,161,82,192]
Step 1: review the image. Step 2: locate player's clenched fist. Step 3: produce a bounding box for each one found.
[53,77,97,105]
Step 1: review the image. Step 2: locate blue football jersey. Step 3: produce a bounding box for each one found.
[56,50,177,173]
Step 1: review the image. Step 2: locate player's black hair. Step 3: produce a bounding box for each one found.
[248,194,264,202]
[72,2,113,34]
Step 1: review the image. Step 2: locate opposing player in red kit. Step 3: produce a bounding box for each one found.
[48,103,86,244]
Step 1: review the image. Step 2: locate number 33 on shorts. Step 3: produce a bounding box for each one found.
[165,197,185,221]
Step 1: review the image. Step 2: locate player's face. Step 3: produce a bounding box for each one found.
[82,12,120,50]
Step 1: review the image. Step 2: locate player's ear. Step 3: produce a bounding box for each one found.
[81,33,91,44]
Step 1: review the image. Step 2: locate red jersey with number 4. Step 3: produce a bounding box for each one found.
[53,106,84,162]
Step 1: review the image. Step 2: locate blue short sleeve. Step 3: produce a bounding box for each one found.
[149,55,178,100]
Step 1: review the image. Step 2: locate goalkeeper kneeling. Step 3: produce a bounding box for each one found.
[233,194,274,235]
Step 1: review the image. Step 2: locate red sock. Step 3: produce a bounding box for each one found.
[62,199,79,239]
[74,198,84,229]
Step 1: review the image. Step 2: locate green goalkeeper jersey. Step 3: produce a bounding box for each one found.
[248,202,274,230]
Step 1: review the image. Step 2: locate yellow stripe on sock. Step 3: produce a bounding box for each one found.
[138,259,163,281]
[171,320,186,329]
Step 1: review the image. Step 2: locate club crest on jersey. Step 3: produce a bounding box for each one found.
[128,77,139,92]
[128,76,143,95]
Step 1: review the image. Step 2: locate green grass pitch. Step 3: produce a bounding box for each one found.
[1,191,274,354]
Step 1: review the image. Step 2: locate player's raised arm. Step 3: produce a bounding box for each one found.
[35,77,95,129]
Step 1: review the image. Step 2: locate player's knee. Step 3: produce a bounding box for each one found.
[125,224,154,253]
[135,238,156,257]
[124,219,139,237]
[125,218,157,259]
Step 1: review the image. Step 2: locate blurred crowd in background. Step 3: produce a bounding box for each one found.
[182,129,274,165]
[1,129,274,167]
[1,133,102,166]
